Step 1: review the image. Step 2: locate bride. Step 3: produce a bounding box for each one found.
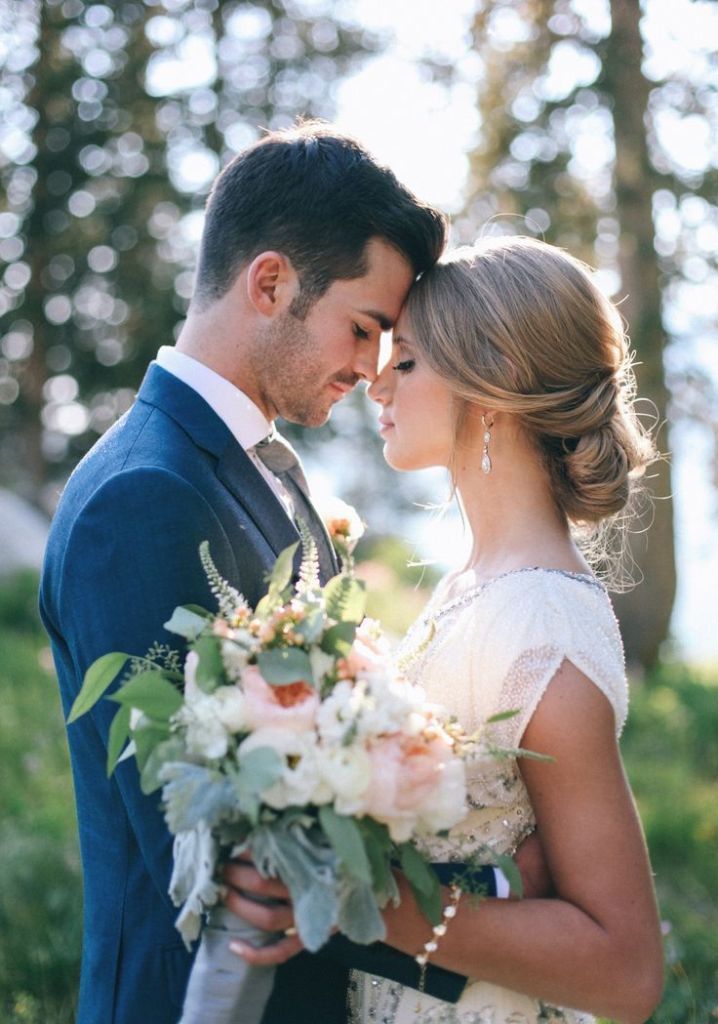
[349,236,664,1024]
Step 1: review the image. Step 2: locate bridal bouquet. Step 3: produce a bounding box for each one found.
[69,529,472,1023]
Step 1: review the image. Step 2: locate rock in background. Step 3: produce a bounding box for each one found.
[0,489,49,577]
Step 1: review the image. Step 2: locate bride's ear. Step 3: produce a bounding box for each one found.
[245,252,299,317]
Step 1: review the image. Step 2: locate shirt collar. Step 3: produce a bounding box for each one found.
[155,346,270,451]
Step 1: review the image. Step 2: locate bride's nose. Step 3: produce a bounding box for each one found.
[367,361,392,404]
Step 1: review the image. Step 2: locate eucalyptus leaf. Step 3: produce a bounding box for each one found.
[265,542,300,594]
[320,621,357,657]
[139,735,185,795]
[164,606,212,640]
[160,762,238,834]
[237,745,284,792]
[106,703,131,777]
[411,872,442,926]
[398,842,436,895]
[337,876,387,944]
[323,575,366,624]
[193,635,225,692]
[358,818,393,893]
[250,816,339,952]
[256,647,314,686]
[230,746,284,822]
[486,708,520,724]
[399,844,442,924]
[319,806,372,885]
[68,651,130,723]
[294,606,325,645]
[109,670,182,720]
[133,720,170,772]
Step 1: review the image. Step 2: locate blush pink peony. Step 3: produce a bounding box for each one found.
[362,731,455,840]
[241,664,319,732]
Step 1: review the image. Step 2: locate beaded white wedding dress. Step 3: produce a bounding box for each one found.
[348,568,628,1024]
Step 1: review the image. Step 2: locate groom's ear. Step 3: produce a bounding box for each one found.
[245,251,299,317]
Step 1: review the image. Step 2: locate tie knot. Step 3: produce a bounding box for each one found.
[254,433,301,476]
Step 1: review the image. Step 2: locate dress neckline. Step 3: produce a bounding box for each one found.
[428,566,606,623]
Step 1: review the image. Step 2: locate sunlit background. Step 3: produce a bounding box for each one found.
[2,0,715,660]
[332,0,718,663]
[2,4,718,1022]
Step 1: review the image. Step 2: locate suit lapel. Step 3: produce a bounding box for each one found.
[137,363,300,561]
[216,441,301,560]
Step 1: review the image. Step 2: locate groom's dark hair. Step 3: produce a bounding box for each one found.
[193,120,448,317]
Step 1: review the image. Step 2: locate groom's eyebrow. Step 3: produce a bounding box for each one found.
[358,308,393,331]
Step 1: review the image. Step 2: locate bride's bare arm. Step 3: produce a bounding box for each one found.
[382,659,664,1024]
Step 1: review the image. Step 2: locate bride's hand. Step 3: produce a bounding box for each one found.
[222,858,304,965]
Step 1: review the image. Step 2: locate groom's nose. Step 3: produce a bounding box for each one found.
[367,360,392,403]
[352,334,381,382]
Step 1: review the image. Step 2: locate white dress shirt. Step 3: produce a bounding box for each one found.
[155,346,295,518]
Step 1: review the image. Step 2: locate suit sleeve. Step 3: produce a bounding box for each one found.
[57,466,242,908]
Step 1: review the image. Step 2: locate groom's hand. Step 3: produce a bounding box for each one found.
[513,829,554,899]
[222,858,304,965]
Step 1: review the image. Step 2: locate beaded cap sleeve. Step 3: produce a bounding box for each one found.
[401,568,627,746]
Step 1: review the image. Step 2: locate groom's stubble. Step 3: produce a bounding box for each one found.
[254,309,359,428]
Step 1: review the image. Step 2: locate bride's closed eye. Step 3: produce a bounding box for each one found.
[391,359,415,373]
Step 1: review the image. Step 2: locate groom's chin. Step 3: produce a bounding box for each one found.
[284,404,333,429]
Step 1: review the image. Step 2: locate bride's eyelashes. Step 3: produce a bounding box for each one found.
[391,359,415,373]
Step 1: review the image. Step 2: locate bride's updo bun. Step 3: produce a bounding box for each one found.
[403,235,655,531]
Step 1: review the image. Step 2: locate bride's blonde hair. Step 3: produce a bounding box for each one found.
[404,236,656,575]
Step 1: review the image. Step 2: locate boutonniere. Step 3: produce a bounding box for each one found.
[319,496,366,567]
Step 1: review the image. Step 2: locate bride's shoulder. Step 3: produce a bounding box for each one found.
[489,567,618,629]
[432,567,620,650]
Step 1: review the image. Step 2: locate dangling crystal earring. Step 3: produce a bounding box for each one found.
[481,414,493,474]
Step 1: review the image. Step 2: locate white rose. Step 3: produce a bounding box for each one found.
[238,728,326,809]
[183,649,201,702]
[415,758,468,835]
[357,677,421,738]
[213,685,246,733]
[309,647,336,688]
[316,743,372,815]
[316,679,370,744]
[221,639,251,682]
[182,694,230,760]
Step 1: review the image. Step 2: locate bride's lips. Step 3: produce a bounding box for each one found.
[378,416,395,435]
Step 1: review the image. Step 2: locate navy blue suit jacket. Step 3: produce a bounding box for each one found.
[40,363,342,1023]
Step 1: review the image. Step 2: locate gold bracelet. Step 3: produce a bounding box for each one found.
[415,884,462,992]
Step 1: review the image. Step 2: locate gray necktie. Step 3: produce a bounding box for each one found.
[254,432,337,580]
[254,433,310,495]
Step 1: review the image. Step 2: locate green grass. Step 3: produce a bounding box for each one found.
[0,569,716,1022]
[620,667,718,1023]
[0,572,81,1024]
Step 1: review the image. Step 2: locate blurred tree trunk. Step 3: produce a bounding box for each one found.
[605,0,676,667]
[462,0,687,668]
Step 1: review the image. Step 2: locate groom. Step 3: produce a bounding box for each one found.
[40,122,449,1024]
